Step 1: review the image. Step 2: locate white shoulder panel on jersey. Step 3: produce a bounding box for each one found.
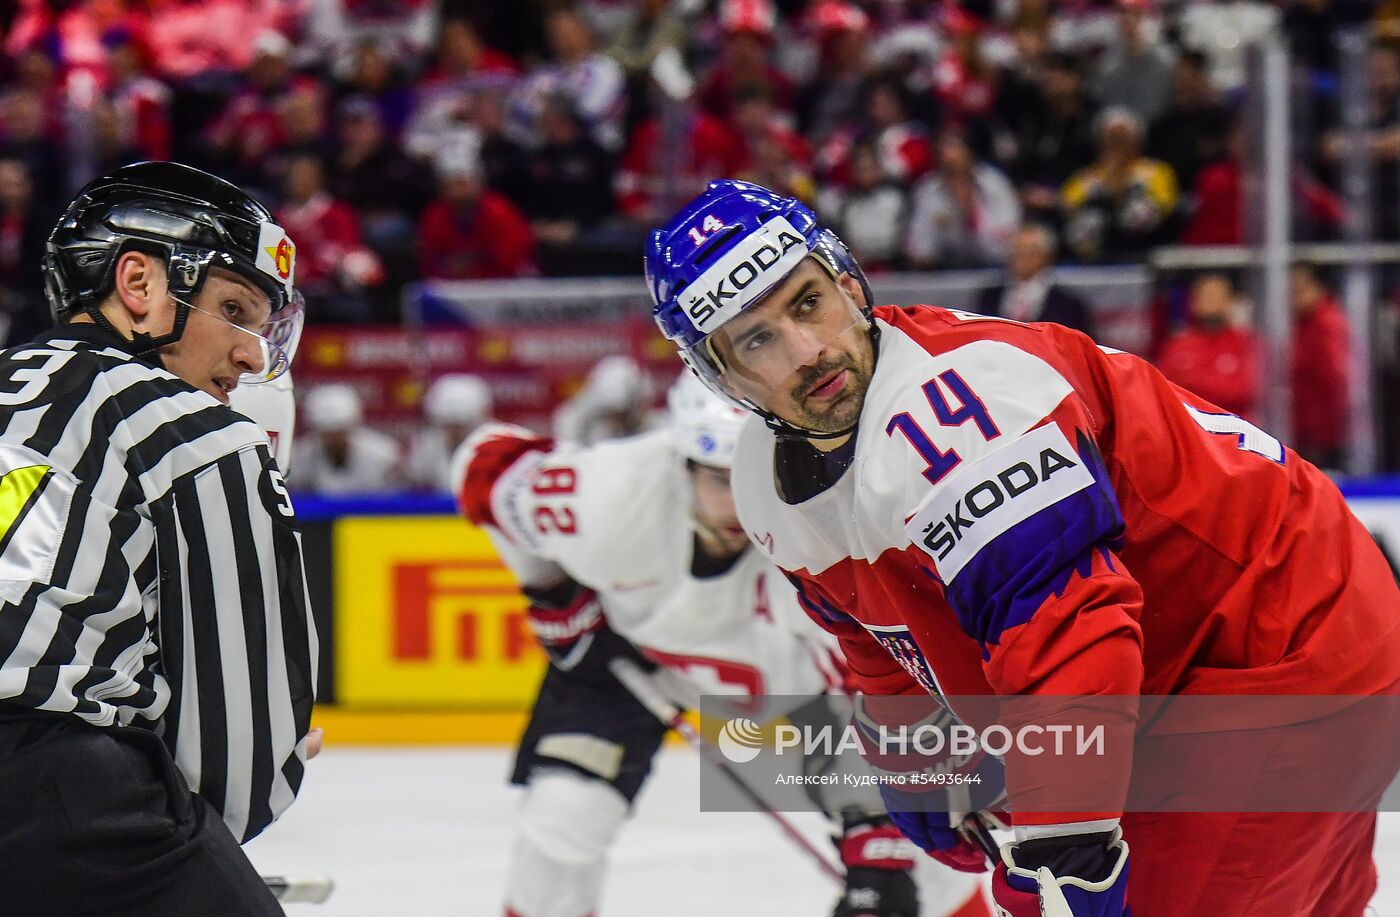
[485,429,688,598]
[731,318,1079,577]
[903,422,1095,581]
[857,329,1078,537]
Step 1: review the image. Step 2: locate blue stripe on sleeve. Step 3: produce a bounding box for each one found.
[941,432,1125,654]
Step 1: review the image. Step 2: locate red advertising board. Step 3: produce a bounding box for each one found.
[297,321,681,434]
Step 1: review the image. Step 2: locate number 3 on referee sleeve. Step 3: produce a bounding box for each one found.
[0,351,74,405]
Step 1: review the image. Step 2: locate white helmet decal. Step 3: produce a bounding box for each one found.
[667,370,750,468]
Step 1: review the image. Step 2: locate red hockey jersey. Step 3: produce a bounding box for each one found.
[731,304,1400,828]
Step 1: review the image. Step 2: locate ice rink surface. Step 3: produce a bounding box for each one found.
[246,745,1400,916]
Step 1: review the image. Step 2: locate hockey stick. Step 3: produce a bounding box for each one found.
[608,656,846,885]
[958,813,1001,864]
[262,873,335,904]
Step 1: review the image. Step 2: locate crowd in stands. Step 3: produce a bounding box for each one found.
[0,0,1393,472]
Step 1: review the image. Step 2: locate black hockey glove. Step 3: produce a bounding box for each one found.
[831,813,920,917]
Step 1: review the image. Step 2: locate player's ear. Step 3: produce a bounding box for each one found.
[837,272,866,308]
[112,250,163,319]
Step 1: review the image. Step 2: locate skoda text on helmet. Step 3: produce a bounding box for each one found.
[646,180,875,439]
[44,161,305,383]
[667,370,750,469]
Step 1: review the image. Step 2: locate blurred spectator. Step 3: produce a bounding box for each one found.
[1283,0,1343,75]
[1146,51,1232,193]
[522,94,617,276]
[403,18,518,161]
[733,87,815,202]
[930,6,997,125]
[2,0,1384,372]
[204,30,314,189]
[796,1,871,147]
[1061,107,1178,263]
[406,374,494,491]
[1176,0,1280,93]
[303,0,439,75]
[1046,0,1121,54]
[608,0,689,82]
[419,143,535,280]
[0,158,49,346]
[8,45,64,119]
[5,0,132,80]
[333,37,416,138]
[276,153,384,324]
[1381,290,1400,471]
[515,8,627,152]
[292,384,403,495]
[329,95,429,320]
[0,89,66,216]
[734,85,813,189]
[1155,272,1261,420]
[1290,262,1351,469]
[554,355,657,445]
[1093,1,1172,125]
[616,86,743,224]
[904,130,1020,269]
[139,0,294,81]
[473,86,531,206]
[1006,0,1053,34]
[975,224,1095,335]
[818,142,907,271]
[330,96,432,248]
[988,21,1050,164]
[698,0,796,122]
[819,77,932,187]
[1320,46,1400,239]
[1006,51,1098,221]
[103,29,173,162]
[89,96,144,174]
[1183,121,1343,245]
[737,128,818,204]
[262,85,334,196]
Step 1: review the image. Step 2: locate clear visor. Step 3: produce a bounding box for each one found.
[176,290,305,384]
[688,279,869,433]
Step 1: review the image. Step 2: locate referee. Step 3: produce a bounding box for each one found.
[0,162,317,915]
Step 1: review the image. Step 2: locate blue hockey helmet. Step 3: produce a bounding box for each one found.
[646,180,873,434]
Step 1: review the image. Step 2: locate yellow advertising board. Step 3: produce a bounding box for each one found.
[334,515,546,707]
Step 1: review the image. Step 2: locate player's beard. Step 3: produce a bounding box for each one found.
[787,354,870,434]
[692,515,749,559]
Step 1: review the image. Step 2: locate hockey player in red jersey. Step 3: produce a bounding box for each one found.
[645,180,1400,917]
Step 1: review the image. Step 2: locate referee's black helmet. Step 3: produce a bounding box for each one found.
[42,161,302,378]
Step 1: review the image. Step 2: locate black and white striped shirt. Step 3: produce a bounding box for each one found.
[0,322,317,843]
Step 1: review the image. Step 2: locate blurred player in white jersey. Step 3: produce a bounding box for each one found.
[406,373,493,490]
[453,373,988,917]
[552,354,660,445]
[229,368,297,471]
[292,382,404,494]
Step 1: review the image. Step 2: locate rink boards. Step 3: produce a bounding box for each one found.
[293,481,1400,744]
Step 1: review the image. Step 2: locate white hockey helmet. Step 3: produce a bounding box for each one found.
[667,370,750,469]
[584,355,646,412]
[424,373,492,427]
[303,383,362,433]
